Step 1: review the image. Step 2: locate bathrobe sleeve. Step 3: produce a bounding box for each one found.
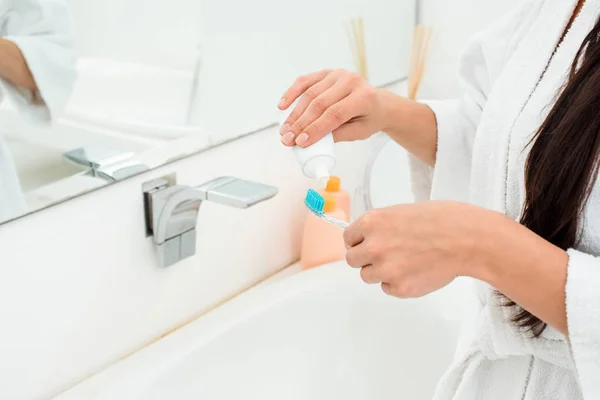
[565,249,600,398]
[409,1,539,203]
[0,0,76,122]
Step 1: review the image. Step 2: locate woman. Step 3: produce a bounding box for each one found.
[0,0,76,223]
[279,0,598,398]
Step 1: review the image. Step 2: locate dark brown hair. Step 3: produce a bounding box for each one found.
[504,16,600,337]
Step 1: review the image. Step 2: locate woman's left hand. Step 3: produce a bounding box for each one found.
[344,201,498,298]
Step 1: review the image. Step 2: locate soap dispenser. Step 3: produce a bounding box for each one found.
[319,176,351,220]
[300,193,347,270]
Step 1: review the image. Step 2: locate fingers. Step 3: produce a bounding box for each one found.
[278,69,332,111]
[281,74,337,132]
[299,91,368,147]
[332,120,370,142]
[381,282,394,296]
[280,69,373,147]
[360,265,381,284]
[345,248,362,269]
[343,222,364,249]
[280,74,339,144]
[344,210,378,250]
[284,80,353,145]
[381,282,414,299]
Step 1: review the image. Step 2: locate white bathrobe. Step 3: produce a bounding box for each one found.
[0,0,76,223]
[410,0,600,399]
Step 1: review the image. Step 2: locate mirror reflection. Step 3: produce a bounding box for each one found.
[0,0,416,225]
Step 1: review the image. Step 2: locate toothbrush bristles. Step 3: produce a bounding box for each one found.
[303,189,349,229]
[304,189,325,214]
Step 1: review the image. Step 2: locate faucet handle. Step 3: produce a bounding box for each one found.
[64,146,149,181]
[194,176,278,209]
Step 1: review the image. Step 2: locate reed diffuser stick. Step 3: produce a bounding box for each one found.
[347,16,369,82]
[407,24,434,100]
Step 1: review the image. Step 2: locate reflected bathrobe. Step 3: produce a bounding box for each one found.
[409,0,600,399]
[0,0,76,223]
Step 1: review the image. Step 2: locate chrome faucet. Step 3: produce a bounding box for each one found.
[64,146,149,182]
[143,174,278,267]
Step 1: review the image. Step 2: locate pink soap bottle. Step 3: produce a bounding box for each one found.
[300,193,348,270]
[319,176,351,219]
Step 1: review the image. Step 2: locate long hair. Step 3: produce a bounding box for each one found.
[504,16,600,337]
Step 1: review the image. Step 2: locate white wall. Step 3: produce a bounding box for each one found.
[417,0,522,99]
[66,0,202,70]
[195,0,415,136]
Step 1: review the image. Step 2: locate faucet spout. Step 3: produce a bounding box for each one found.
[152,185,204,245]
[143,175,278,267]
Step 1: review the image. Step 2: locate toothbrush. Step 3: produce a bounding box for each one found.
[304,189,349,229]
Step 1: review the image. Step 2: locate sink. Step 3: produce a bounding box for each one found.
[54,261,465,400]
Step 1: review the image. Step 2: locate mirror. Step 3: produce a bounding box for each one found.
[0,0,417,225]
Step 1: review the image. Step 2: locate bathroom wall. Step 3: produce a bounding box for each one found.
[65,0,202,70]
[417,0,523,99]
[195,0,415,135]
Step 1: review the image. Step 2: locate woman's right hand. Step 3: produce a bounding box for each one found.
[278,69,389,148]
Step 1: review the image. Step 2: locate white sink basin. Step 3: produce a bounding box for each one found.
[55,261,464,400]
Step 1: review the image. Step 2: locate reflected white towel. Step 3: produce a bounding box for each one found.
[0,0,76,222]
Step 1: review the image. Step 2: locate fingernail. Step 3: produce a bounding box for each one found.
[278,97,286,108]
[296,133,309,146]
[282,132,295,145]
[279,123,290,136]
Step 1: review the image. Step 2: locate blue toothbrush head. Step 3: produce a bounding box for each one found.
[304,189,325,215]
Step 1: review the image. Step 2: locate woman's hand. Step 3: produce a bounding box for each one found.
[344,200,571,334]
[344,201,497,298]
[278,69,389,148]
